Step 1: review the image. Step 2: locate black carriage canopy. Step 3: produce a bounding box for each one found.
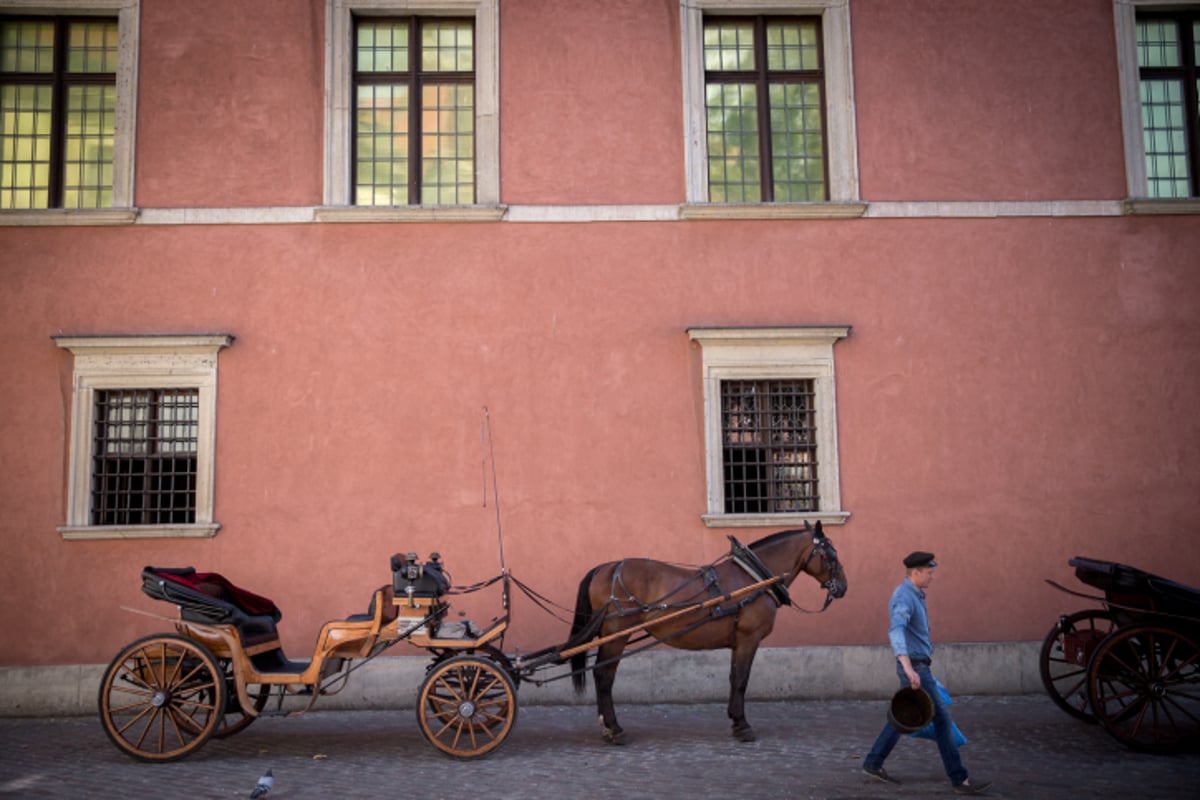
[142,566,282,623]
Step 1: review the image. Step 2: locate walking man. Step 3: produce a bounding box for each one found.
[862,551,990,795]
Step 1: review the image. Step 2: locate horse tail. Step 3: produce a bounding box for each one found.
[567,565,605,694]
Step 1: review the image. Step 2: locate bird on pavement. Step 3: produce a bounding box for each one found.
[250,768,274,798]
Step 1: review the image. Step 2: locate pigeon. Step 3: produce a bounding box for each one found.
[250,768,273,799]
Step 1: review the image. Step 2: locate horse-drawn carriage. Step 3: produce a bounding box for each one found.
[1039,556,1200,753]
[99,523,845,762]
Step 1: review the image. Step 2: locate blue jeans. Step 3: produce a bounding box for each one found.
[863,661,968,786]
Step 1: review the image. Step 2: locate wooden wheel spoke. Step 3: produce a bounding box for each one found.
[147,645,167,688]
[1158,648,1200,684]
[116,704,156,738]
[131,707,160,752]
[432,674,467,704]
[118,660,156,693]
[1160,692,1200,726]
[164,703,207,736]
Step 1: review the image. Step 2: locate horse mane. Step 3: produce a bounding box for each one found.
[746,526,813,551]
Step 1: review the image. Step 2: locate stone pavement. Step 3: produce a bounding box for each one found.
[1,695,1197,799]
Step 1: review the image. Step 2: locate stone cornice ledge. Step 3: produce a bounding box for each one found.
[0,209,138,226]
[58,524,220,541]
[680,202,867,220]
[1124,198,1200,216]
[702,512,850,528]
[315,205,507,223]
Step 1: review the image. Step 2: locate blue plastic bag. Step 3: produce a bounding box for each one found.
[909,678,967,746]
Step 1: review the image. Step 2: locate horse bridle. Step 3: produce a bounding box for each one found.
[794,534,844,613]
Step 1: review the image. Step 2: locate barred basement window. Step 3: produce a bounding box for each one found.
[721,379,817,514]
[55,334,232,541]
[91,389,199,525]
[688,325,849,528]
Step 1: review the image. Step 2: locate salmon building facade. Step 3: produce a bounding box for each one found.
[1,0,1198,715]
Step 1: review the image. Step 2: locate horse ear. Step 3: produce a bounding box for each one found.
[814,520,824,539]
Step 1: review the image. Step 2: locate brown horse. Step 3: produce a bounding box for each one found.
[566,521,847,744]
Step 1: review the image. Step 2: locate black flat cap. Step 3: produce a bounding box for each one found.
[903,551,937,569]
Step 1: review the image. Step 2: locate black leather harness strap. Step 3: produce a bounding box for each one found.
[728,535,792,607]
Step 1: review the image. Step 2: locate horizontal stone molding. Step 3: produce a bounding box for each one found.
[7,199,1196,228]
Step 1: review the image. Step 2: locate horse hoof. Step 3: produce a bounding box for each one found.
[602,730,628,746]
[733,725,757,743]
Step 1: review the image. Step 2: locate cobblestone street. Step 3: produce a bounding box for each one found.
[2,695,1198,798]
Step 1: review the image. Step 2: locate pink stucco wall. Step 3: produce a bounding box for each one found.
[853,0,1128,200]
[1,1,1198,670]
[136,0,325,207]
[5,217,1199,665]
[500,0,685,203]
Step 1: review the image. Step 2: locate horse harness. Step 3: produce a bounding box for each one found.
[608,536,796,623]
[727,535,792,607]
[605,528,841,624]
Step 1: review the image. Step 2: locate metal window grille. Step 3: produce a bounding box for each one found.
[91,389,199,526]
[721,379,818,514]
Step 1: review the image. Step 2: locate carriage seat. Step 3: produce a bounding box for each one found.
[142,566,282,648]
[345,584,400,626]
[246,584,400,674]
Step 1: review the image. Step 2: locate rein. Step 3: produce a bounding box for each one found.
[783,534,842,614]
[609,559,713,615]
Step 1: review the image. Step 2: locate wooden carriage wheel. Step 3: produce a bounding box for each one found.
[212,658,270,739]
[1086,624,1200,753]
[1038,609,1118,721]
[98,634,226,762]
[416,654,518,759]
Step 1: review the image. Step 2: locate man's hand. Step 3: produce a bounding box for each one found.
[897,655,921,690]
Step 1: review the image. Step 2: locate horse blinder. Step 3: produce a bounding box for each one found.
[814,536,846,600]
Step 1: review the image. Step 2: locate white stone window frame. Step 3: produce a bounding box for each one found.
[688,326,850,528]
[319,0,502,222]
[53,334,233,540]
[0,0,139,223]
[680,0,862,218]
[1114,0,1200,214]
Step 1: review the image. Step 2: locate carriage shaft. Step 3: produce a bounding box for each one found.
[555,575,782,660]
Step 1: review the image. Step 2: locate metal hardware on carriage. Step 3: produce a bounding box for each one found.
[391,551,451,603]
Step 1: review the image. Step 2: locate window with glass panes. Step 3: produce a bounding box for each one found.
[0,16,116,209]
[1137,11,1199,198]
[353,17,475,206]
[703,16,826,203]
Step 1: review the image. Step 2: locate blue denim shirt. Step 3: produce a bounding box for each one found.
[887,578,933,661]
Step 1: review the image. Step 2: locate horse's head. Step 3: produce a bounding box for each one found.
[801,521,847,603]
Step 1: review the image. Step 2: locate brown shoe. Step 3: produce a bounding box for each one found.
[863,766,901,785]
[954,779,991,795]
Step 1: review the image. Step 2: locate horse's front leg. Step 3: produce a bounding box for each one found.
[727,640,761,742]
[592,637,629,745]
